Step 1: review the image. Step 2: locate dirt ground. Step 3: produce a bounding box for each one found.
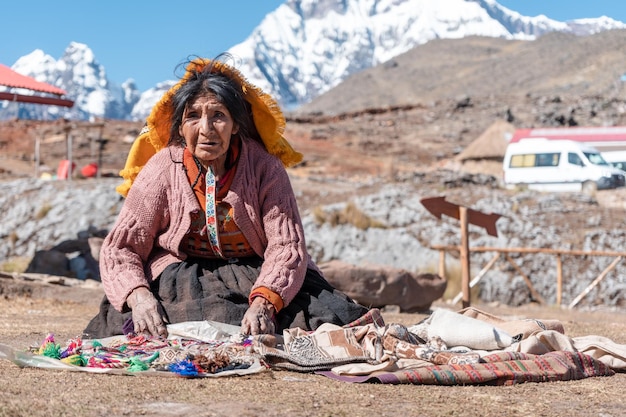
[0,279,624,417]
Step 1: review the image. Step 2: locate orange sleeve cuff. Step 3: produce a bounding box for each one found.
[249,287,284,313]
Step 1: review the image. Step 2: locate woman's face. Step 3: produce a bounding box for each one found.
[179,93,239,171]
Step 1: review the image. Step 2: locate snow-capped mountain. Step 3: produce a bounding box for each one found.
[1,43,139,121]
[1,0,624,121]
[230,0,626,109]
[129,80,177,121]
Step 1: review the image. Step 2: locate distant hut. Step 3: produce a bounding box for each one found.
[456,120,515,176]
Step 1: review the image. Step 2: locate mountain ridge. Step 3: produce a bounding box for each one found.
[0,0,624,121]
[298,29,626,115]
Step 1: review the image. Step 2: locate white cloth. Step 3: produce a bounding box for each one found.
[409,308,514,350]
[506,331,626,370]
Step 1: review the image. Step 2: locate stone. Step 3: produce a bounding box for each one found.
[319,260,447,313]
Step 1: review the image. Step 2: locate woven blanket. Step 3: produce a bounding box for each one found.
[319,351,614,385]
[252,310,616,385]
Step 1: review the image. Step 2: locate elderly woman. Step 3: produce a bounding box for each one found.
[83,57,368,338]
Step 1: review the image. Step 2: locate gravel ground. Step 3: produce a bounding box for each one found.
[0,281,625,417]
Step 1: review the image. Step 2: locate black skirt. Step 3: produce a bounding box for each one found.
[83,257,369,339]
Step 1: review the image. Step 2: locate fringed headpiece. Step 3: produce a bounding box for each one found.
[116,58,303,197]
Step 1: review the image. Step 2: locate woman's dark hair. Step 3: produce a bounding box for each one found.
[168,54,261,146]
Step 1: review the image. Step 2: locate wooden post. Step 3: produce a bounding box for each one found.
[420,197,502,308]
[97,140,103,179]
[459,206,471,308]
[67,131,73,181]
[90,129,96,160]
[34,135,41,179]
[556,255,563,306]
[438,249,446,279]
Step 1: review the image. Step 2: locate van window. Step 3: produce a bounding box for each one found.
[536,153,560,167]
[583,152,610,166]
[568,152,584,166]
[509,152,560,168]
[510,154,534,167]
[611,161,626,171]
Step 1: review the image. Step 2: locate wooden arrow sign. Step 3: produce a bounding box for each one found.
[420,195,503,308]
[420,196,502,237]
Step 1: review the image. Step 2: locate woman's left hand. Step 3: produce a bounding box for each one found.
[241,297,276,335]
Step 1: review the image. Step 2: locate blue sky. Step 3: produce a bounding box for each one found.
[1,0,284,91]
[1,0,624,91]
[496,0,625,22]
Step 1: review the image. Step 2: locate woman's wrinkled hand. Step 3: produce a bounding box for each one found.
[126,287,168,338]
[241,297,276,335]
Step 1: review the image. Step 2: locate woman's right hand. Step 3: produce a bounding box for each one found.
[126,287,168,338]
[241,296,276,335]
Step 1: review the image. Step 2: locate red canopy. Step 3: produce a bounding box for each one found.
[0,63,74,107]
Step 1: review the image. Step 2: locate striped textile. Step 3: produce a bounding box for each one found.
[319,351,614,385]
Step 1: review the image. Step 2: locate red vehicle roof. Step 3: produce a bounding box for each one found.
[511,126,626,143]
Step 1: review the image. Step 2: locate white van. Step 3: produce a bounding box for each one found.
[502,138,626,192]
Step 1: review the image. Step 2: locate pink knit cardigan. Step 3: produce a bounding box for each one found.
[100,139,315,311]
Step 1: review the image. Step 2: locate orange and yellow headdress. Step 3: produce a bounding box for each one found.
[116,58,303,197]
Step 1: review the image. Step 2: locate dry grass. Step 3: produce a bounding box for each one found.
[312,202,387,230]
[34,202,52,220]
[0,256,30,273]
